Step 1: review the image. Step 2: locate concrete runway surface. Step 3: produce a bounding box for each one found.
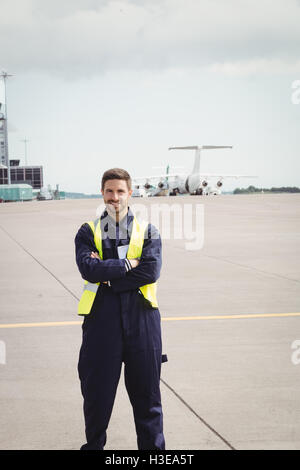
[0,193,299,450]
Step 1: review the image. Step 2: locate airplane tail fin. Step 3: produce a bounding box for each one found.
[169,146,233,176]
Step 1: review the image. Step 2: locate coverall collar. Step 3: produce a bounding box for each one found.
[100,207,135,241]
[101,206,134,225]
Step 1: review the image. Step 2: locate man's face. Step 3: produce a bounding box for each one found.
[101,179,132,218]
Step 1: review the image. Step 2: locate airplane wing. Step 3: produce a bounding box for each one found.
[133,172,257,182]
[197,174,257,179]
[133,173,184,180]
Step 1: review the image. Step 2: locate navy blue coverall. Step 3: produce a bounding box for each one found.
[75,207,167,450]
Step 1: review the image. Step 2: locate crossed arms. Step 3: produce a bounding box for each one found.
[75,223,162,293]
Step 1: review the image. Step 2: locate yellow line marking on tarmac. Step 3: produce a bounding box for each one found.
[0,321,82,329]
[0,313,300,329]
[163,313,300,321]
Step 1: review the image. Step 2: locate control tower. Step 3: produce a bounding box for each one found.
[0,72,12,183]
[0,103,8,169]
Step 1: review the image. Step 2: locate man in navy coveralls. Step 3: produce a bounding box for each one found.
[75,168,167,450]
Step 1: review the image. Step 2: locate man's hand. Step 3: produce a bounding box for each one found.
[128,258,140,269]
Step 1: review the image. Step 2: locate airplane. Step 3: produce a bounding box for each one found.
[131,186,148,197]
[133,165,180,197]
[134,146,257,196]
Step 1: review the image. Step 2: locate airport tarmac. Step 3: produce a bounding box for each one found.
[0,193,300,450]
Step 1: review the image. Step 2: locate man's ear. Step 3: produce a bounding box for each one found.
[128,189,133,197]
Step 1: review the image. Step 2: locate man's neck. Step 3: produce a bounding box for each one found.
[107,206,129,223]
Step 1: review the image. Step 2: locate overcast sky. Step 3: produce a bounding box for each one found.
[1,0,300,193]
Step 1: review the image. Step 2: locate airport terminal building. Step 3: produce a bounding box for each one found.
[0,159,43,189]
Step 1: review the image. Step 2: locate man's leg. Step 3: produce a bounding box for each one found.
[78,349,122,449]
[78,290,123,450]
[124,307,166,450]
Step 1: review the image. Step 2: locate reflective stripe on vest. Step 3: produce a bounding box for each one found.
[77,216,158,316]
[77,279,100,315]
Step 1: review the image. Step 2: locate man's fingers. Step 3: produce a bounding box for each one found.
[129,258,140,268]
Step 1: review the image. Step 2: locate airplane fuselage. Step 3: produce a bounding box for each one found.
[169,173,205,195]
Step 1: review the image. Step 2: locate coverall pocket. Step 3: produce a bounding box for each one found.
[162,354,168,363]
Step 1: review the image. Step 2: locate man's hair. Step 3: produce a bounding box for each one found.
[101,168,132,191]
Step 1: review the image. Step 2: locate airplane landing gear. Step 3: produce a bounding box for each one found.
[170,189,179,196]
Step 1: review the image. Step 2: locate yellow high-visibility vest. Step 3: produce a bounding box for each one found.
[77,216,158,316]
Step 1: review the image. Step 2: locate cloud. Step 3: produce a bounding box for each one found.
[31,0,108,19]
[0,0,300,77]
[208,58,300,76]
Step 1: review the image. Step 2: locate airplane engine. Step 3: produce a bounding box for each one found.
[158,180,167,189]
[202,180,208,187]
[144,183,151,189]
[217,181,223,187]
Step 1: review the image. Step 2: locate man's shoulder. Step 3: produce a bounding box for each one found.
[75,221,94,240]
[145,222,160,241]
[132,216,160,240]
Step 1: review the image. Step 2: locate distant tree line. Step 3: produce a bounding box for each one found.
[233,186,300,194]
[65,192,103,199]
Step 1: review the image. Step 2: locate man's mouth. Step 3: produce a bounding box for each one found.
[108,201,120,209]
